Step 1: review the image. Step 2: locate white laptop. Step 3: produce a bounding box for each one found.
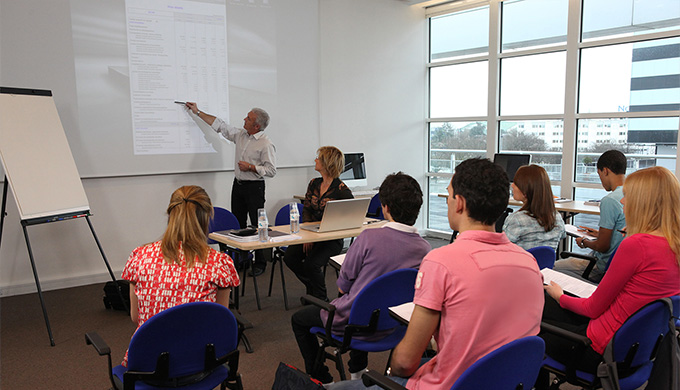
[301,198,371,233]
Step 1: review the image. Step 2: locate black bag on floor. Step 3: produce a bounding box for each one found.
[102,280,130,313]
[272,362,324,390]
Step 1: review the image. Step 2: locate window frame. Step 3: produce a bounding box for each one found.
[425,0,680,235]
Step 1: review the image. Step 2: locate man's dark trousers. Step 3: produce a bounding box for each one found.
[232,178,270,271]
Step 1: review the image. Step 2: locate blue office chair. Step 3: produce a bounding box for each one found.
[85,301,243,390]
[361,336,545,390]
[366,194,384,220]
[208,207,241,245]
[209,207,262,307]
[303,268,418,381]
[207,206,254,352]
[541,298,672,389]
[268,202,304,310]
[527,246,556,270]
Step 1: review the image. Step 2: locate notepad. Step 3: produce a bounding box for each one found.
[330,253,346,269]
[565,224,596,240]
[389,302,415,323]
[541,268,597,298]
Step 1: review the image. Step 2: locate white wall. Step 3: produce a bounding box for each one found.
[319,0,428,213]
[0,0,426,295]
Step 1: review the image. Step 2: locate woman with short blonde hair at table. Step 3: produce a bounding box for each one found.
[284,146,353,301]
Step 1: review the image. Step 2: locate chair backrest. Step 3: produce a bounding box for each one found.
[275,203,303,226]
[208,207,241,244]
[527,246,556,270]
[366,194,384,220]
[348,268,418,332]
[610,299,672,369]
[495,208,513,233]
[127,302,238,378]
[603,246,619,273]
[450,336,545,390]
[671,295,680,329]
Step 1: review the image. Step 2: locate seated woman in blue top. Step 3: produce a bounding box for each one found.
[284,146,353,301]
[291,172,431,384]
[503,164,566,251]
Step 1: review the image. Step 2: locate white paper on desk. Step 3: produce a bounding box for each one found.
[390,302,415,323]
[269,233,302,243]
[541,268,597,298]
[565,224,596,239]
[330,253,346,268]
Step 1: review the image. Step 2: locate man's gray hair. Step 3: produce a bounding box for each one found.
[251,108,270,130]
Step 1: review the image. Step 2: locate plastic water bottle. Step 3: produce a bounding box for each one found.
[289,202,300,234]
[257,208,269,242]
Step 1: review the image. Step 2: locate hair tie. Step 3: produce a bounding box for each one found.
[182,198,202,207]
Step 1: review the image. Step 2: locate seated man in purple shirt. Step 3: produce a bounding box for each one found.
[291,172,432,384]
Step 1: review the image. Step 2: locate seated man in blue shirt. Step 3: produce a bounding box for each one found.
[290,172,431,384]
[554,150,627,282]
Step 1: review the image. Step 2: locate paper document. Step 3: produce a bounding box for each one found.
[213,230,259,242]
[565,224,596,239]
[268,232,302,243]
[541,268,597,298]
[330,254,346,269]
[389,302,415,323]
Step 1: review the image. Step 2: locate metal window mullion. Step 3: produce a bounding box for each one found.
[579,28,680,50]
[560,0,582,199]
[487,0,501,159]
[576,111,680,119]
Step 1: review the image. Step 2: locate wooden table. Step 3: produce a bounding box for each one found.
[208,219,387,310]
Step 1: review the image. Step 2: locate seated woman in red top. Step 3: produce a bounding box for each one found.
[537,166,680,388]
[121,185,240,366]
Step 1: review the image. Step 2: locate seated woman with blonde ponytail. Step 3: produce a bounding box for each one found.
[121,185,240,366]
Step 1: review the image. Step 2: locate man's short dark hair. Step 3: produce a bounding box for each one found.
[378,172,423,226]
[596,150,627,175]
[451,158,509,226]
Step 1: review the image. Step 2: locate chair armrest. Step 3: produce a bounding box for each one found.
[540,322,592,347]
[559,251,597,279]
[301,295,335,312]
[560,251,595,261]
[232,311,253,330]
[86,331,117,389]
[301,295,337,337]
[85,332,111,356]
[361,370,407,390]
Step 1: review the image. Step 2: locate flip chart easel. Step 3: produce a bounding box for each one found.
[0,87,124,346]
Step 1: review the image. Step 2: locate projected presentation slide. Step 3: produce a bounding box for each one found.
[126,0,229,155]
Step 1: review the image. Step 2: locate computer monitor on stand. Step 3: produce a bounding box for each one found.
[493,153,531,182]
[340,152,367,189]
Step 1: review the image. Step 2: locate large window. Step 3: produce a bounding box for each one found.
[427,0,680,233]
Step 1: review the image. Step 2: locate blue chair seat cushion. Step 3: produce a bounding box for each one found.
[113,364,230,390]
[310,326,406,353]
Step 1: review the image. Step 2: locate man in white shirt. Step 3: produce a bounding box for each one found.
[186,103,277,276]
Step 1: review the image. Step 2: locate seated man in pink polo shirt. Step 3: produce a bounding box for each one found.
[328,158,545,390]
